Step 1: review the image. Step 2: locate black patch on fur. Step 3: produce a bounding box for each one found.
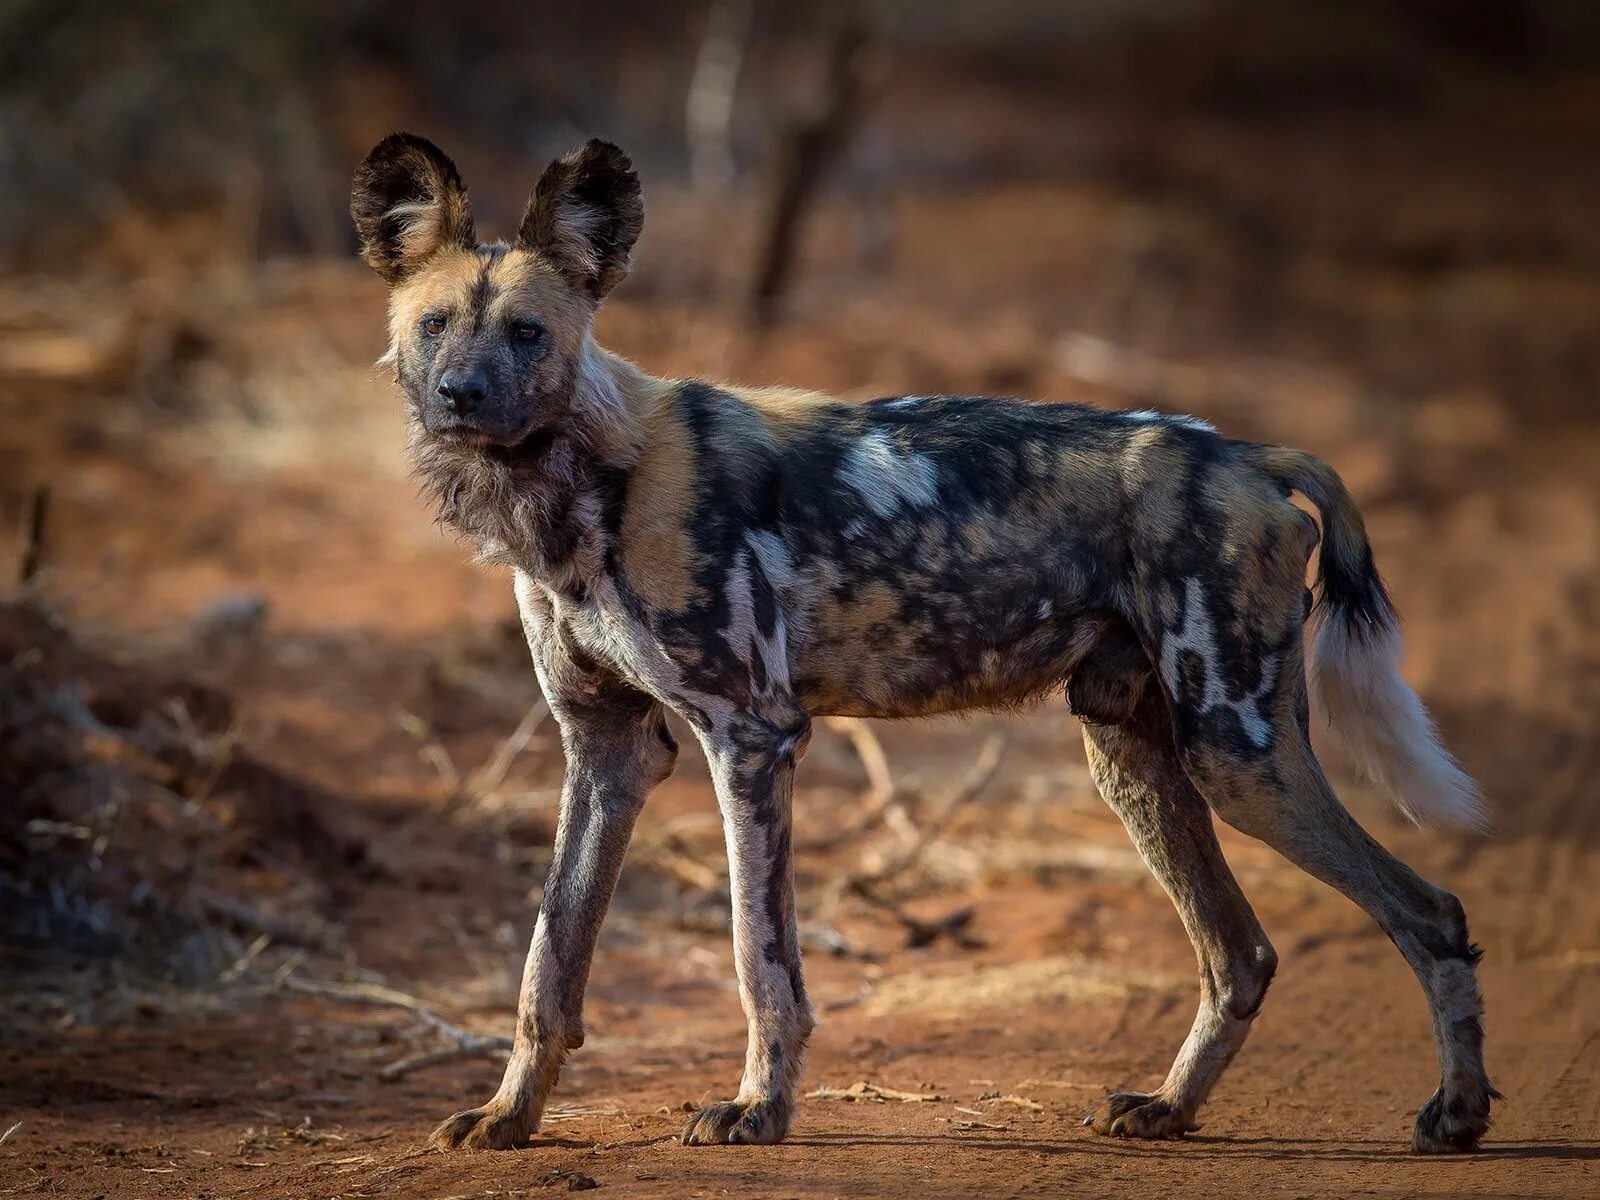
[1067,621,1152,726]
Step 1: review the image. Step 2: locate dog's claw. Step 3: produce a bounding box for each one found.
[680,1098,790,1146]
[430,1102,534,1152]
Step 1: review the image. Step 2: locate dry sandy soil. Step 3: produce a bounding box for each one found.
[3,82,1599,1197]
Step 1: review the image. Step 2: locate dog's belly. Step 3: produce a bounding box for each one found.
[792,594,1117,718]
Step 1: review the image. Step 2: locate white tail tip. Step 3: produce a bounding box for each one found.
[1311,615,1488,831]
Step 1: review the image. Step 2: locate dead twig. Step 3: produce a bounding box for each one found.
[465,699,549,799]
[165,698,245,810]
[852,892,984,951]
[282,977,502,1044]
[840,733,1008,896]
[978,1092,1044,1111]
[806,1080,942,1103]
[281,976,513,1081]
[641,834,726,893]
[195,891,339,953]
[17,485,48,585]
[395,710,461,795]
[799,716,906,852]
[827,716,894,804]
[543,1103,625,1125]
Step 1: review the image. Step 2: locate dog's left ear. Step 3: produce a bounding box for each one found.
[518,139,643,300]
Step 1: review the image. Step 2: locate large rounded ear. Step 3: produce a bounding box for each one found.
[517,139,643,300]
[351,133,475,284]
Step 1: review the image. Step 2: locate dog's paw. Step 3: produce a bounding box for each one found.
[1411,1084,1495,1154]
[430,1100,535,1152]
[680,1097,790,1146]
[1082,1091,1198,1140]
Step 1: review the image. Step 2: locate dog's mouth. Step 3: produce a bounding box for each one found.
[427,416,539,450]
[424,417,562,466]
[432,423,504,447]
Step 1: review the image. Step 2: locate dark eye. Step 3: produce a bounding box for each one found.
[512,320,545,344]
[421,315,446,336]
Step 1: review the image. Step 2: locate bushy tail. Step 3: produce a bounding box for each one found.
[1250,446,1487,830]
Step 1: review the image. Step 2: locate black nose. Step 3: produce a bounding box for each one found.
[436,369,488,414]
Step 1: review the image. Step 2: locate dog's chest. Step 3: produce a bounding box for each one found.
[529,575,706,711]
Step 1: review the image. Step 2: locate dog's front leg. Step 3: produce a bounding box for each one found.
[682,712,815,1146]
[431,689,676,1151]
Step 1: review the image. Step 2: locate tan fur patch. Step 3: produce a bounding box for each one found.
[1120,432,1189,544]
[736,386,836,443]
[488,253,584,343]
[387,249,481,348]
[619,395,700,612]
[807,580,915,711]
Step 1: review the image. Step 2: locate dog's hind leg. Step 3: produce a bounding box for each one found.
[1182,716,1496,1152]
[1080,674,1278,1139]
[1158,568,1495,1152]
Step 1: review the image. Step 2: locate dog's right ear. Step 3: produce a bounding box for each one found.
[351,133,475,284]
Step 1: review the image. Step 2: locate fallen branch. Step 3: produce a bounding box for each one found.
[978,1092,1044,1111]
[195,891,339,953]
[852,892,983,951]
[282,977,500,1043]
[827,716,894,801]
[799,716,904,852]
[281,976,512,1081]
[837,733,1008,898]
[635,833,725,893]
[378,1041,506,1082]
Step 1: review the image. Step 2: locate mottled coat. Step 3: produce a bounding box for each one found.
[352,134,1495,1155]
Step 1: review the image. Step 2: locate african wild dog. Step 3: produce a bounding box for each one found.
[352,134,1496,1154]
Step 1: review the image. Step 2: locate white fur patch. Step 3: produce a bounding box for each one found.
[1159,578,1276,749]
[839,430,939,519]
[1311,614,1487,830]
[573,338,630,431]
[386,198,446,259]
[543,199,606,278]
[720,552,792,703]
[1124,408,1217,434]
[745,530,795,589]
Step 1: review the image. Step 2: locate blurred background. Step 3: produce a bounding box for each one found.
[2,2,1597,1196]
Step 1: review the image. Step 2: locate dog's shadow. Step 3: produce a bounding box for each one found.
[788,1130,1600,1165]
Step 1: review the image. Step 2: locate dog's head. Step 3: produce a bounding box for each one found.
[352,134,642,448]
